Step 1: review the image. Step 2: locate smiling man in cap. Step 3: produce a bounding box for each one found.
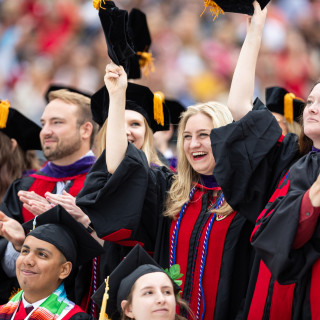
[0,205,104,320]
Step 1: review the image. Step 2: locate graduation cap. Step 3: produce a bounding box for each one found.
[91,83,170,132]
[202,0,270,18]
[127,8,154,79]
[22,205,105,266]
[165,99,187,126]
[94,0,135,74]
[266,86,305,124]
[92,244,180,318]
[0,100,41,150]
[45,84,92,103]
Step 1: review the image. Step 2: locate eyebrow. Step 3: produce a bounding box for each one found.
[140,285,173,291]
[183,129,211,134]
[22,245,52,255]
[40,117,65,122]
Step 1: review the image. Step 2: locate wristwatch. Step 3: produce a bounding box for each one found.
[86,222,94,234]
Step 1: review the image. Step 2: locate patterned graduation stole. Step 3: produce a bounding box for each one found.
[0,284,77,320]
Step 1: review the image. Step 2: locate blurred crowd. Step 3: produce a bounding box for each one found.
[0,0,319,124]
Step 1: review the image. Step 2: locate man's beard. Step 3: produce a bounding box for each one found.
[42,137,82,162]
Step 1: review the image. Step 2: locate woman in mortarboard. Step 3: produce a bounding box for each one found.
[0,100,41,202]
[76,59,256,319]
[93,244,191,320]
[209,1,320,319]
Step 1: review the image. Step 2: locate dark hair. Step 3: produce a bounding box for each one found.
[0,132,25,201]
[120,276,194,320]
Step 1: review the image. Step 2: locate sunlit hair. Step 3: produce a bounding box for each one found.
[48,89,98,147]
[0,133,40,201]
[120,275,193,320]
[286,120,302,136]
[298,81,320,155]
[94,117,164,166]
[164,102,234,219]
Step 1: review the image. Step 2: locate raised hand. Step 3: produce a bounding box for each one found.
[247,1,267,34]
[104,62,128,96]
[0,211,25,251]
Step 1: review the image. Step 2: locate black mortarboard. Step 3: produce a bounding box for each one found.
[127,8,153,79]
[165,99,187,126]
[91,83,170,132]
[203,0,270,16]
[266,86,305,124]
[95,1,135,74]
[45,84,92,103]
[0,100,41,150]
[22,205,104,266]
[92,244,180,318]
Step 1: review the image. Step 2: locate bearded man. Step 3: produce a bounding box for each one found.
[0,88,98,304]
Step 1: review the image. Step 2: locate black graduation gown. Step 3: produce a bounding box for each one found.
[69,315,95,320]
[0,173,88,304]
[251,152,320,319]
[77,143,255,320]
[210,102,300,319]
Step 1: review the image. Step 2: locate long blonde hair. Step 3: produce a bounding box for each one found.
[165,102,234,219]
[94,117,163,166]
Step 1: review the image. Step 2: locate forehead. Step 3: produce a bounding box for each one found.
[41,99,78,120]
[134,272,173,289]
[309,83,320,98]
[125,110,145,122]
[185,112,213,131]
[24,235,60,255]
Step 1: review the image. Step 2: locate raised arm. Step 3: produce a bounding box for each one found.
[227,1,267,121]
[104,63,128,174]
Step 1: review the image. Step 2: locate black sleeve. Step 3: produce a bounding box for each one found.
[76,143,173,249]
[69,313,96,320]
[211,102,299,223]
[251,153,320,284]
[0,177,34,222]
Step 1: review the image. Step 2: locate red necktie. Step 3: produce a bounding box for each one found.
[14,303,33,319]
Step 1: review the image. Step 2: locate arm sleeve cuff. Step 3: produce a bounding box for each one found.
[293,189,320,249]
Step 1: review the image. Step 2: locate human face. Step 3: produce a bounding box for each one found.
[183,112,215,175]
[40,99,82,164]
[16,236,70,303]
[303,83,320,147]
[123,272,176,320]
[125,110,146,150]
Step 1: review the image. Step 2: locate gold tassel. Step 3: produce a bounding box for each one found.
[153,91,165,126]
[99,277,111,320]
[137,51,155,77]
[93,0,110,10]
[93,0,101,10]
[284,93,296,124]
[200,0,225,21]
[0,100,10,129]
[9,287,21,300]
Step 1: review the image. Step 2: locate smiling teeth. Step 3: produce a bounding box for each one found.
[193,152,206,156]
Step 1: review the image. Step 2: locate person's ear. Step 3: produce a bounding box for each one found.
[80,122,93,141]
[121,300,134,318]
[10,138,18,151]
[59,261,72,280]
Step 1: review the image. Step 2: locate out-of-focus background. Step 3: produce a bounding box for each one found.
[0,0,319,124]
